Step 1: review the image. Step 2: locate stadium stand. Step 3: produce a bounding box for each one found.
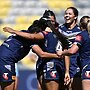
[43,0,74,12]
[73,0,90,20]
[0,0,90,67]
[0,0,90,89]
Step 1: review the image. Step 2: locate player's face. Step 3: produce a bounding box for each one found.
[49,16,56,25]
[64,9,77,24]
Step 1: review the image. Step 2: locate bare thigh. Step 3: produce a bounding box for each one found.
[0,81,15,90]
[39,76,59,90]
[45,80,59,90]
[14,76,18,90]
[82,80,90,90]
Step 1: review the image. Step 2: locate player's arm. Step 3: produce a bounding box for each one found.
[32,45,61,58]
[64,55,70,74]
[3,27,44,39]
[64,55,70,85]
[57,44,79,56]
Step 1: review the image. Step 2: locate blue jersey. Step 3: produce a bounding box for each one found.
[0,30,36,82]
[43,31,58,53]
[59,24,81,78]
[74,30,90,67]
[36,31,64,81]
[58,24,81,46]
[0,30,34,63]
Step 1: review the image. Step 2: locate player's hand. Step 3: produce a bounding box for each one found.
[64,72,70,85]
[45,27,52,32]
[56,50,63,56]
[3,27,15,34]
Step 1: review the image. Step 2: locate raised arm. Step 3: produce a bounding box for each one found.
[3,27,44,39]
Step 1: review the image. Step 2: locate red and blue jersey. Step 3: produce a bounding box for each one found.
[74,30,90,67]
[36,31,65,80]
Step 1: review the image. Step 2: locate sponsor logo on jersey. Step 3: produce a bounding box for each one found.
[43,31,48,35]
[85,71,90,78]
[75,35,82,41]
[3,73,8,80]
[47,62,54,68]
[50,71,57,78]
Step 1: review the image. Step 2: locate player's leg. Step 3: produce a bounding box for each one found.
[38,81,42,90]
[38,75,43,90]
[82,64,90,90]
[0,63,16,90]
[82,80,90,90]
[43,61,64,90]
[45,80,59,90]
[14,63,19,90]
[14,76,18,90]
[68,56,82,90]
[0,86,1,90]
[0,81,15,90]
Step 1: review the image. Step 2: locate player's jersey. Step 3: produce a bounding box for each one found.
[58,24,81,57]
[74,30,90,67]
[58,24,81,47]
[36,31,64,80]
[43,31,58,53]
[0,30,33,63]
[59,24,81,77]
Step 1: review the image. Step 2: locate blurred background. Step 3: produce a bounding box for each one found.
[0,0,90,90]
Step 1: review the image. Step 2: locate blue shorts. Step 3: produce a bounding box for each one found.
[69,55,81,78]
[0,61,16,82]
[36,58,65,81]
[82,64,90,80]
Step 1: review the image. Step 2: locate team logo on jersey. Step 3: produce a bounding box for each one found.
[85,71,90,78]
[43,31,48,35]
[4,65,11,71]
[3,73,8,80]
[75,35,82,41]
[56,41,62,51]
[47,62,54,68]
[50,71,57,78]
[47,62,54,71]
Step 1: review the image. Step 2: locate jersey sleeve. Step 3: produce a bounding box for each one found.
[74,34,83,48]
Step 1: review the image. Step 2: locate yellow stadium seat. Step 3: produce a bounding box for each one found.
[13,23,31,30]
[0,40,4,45]
[0,0,11,19]
[15,16,40,29]
[0,24,14,37]
[44,0,74,12]
[21,52,37,69]
[28,16,40,24]
[0,0,11,7]
[15,16,28,24]
[0,7,11,15]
